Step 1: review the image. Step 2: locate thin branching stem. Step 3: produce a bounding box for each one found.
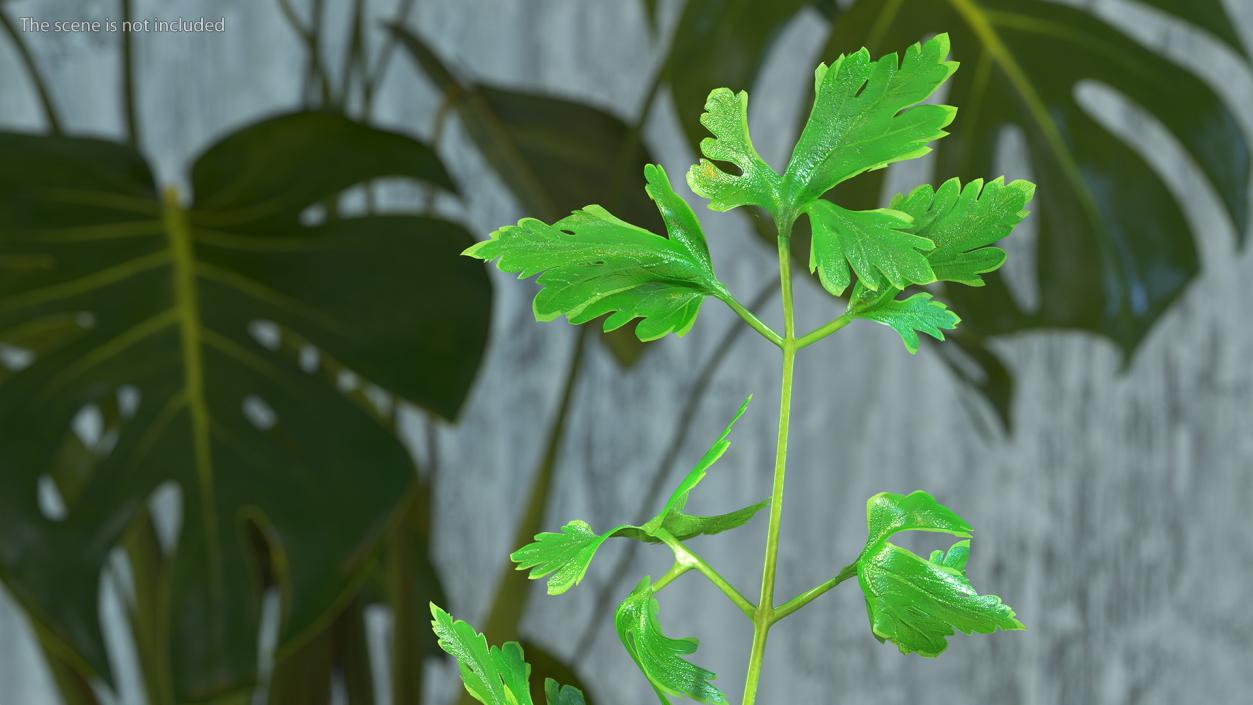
[772,562,857,624]
[572,281,777,655]
[651,562,691,593]
[796,312,853,349]
[721,293,783,347]
[742,214,798,705]
[0,8,63,134]
[656,529,755,618]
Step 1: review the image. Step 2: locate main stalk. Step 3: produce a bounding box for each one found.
[741,215,797,705]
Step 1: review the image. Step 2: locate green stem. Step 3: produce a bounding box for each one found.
[651,562,691,593]
[120,0,140,147]
[742,216,797,705]
[721,294,783,348]
[655,530,755,618]
[30,623,99,705]
[0,8,63,134]
[772,562,857,624]
[796,313,852,349]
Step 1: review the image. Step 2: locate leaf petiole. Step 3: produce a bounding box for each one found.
[655,529,756,618]
[720,294,784,347]
[795,313,853,349]
[771,562,857,624]
[651,561,692,593]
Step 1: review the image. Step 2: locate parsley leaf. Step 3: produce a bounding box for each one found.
[784,34,958,207]
[855,492,1024,657]
[851,292,960,354]
[890,177,1036,286]
[804,200,935,295]
[511,520,635,596]
[431,604,587,705]
[544,679,588,705]
[616,578,727,704]
[511,400,765,595]
[642,396,767,540]
[686,87,782,213]
[466,164,728,341]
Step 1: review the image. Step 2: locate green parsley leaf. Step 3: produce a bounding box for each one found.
[655,501,768,541]
[544,678,588,705]
[855,492,1024,657]
[511,520,633,596]
[686,87,782,213]
[512,399,764,595]
[890,177,1036,286]
[803,200,935,295]
[430,604,588,704]
[430,604,531,705]
[864,490,973,547]
[642,396,767,540]
[784,34,957,207]
[465,164,727,341]
[616,578,727,704]
[929,539,970,572]
[851,292,960,354]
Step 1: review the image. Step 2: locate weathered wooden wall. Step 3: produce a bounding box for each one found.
[2,0,1251,703]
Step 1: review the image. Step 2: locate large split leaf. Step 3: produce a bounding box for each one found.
[854,491,1023,656]
[0,112,492,700]
[615,578,726,705]
[389,24,663,367]
[823,0,1250,355]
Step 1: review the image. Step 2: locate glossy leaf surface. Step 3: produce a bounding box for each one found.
[686,87,782,213]
[804,200,934,295]
[430,605,587,705]
[467,165,729,342]
[825,0,1250,355]
[785,34,957,208]
[0,113,491,700]
[511,520,632,596]
[855,492,1022,656]
[852,293,960,355]
[890,177,1034,287]
[615,578,726,705]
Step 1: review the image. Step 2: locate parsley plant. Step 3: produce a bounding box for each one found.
[437,34,1032,705]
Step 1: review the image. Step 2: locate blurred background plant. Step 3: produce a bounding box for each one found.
[0,1,1249,704]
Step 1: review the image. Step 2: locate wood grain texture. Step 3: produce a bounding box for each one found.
[1,0,1251,703]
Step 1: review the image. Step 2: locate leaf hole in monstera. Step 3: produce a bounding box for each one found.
[248,319,281,351]
[0,343,33,372]
[148,482,183,555]
[117,385,142,419]
[242,395,278,432]
[36,475,68,521]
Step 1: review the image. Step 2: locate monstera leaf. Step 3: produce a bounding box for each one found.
[0,112,492,700]
[821,0,1249,362]
[389,24,665,368]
